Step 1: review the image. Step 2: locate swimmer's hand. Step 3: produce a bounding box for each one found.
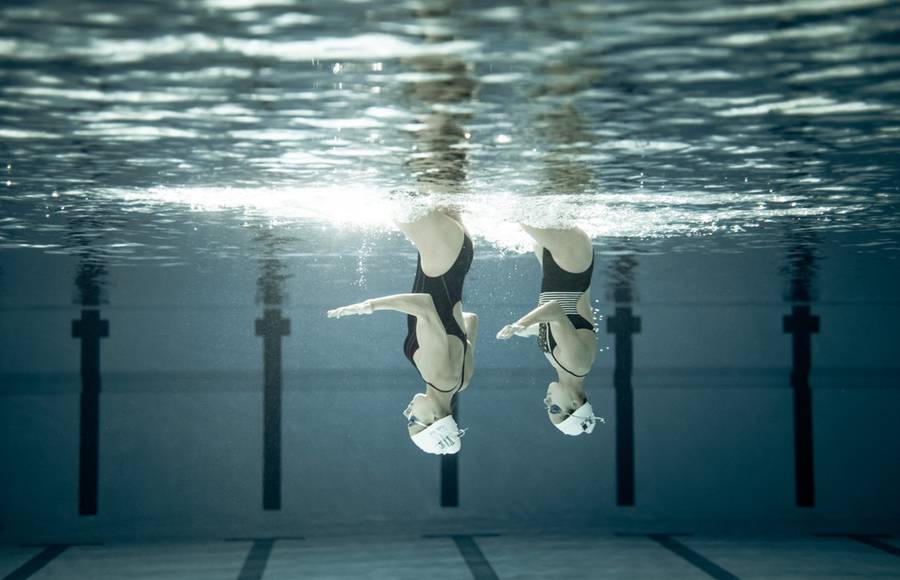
[496,323,526,340]
[327,300,374,319]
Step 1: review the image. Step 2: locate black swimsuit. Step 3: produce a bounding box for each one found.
[537,247,595,377]
[403,233,474,392]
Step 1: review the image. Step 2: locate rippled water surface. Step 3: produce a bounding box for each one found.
[2,0,899,261]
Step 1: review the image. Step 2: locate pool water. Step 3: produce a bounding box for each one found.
[1,0,899,561]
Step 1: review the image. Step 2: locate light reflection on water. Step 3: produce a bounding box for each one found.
[1,0,899,261]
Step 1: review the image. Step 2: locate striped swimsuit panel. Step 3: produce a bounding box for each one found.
[536,247,595,377]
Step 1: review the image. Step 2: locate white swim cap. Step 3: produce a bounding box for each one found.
[410,415,464,454]
[554,401,601,436]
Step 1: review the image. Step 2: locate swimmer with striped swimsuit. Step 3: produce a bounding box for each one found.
[496,225,599,433]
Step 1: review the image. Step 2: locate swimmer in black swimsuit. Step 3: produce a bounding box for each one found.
[327,209,477,454]
[496,225,603,436]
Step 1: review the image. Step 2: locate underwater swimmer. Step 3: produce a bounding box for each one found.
[496,225,604,435]
[328,208,477,454]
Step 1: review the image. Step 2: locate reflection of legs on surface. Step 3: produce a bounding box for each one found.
[398,209,467,277]
[521,225,592,273]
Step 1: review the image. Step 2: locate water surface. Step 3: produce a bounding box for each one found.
[1,0,899,262]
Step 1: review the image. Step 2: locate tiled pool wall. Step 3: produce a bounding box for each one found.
[1,239,898,543]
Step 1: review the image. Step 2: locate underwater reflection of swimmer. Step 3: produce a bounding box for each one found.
[327,209,477,454]
[496,225,603,436]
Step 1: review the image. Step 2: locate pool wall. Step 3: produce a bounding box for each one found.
[2,238,899,543]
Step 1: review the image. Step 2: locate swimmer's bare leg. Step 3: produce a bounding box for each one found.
[398,211,467,277]
[520,225,592,273]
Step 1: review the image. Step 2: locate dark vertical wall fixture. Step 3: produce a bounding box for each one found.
[71,236,108,517]
[773,60,827,508]
[72,308,108,516]
[781,239,820,507]
[255,231,292,511]
[441,398,459,507]
[606,255,640,507]
[784,303,819,507]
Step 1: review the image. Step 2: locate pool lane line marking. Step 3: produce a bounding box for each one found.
[72,308,109,516]
[614,531,693,537]
[3,544,68,580]
[648,534,740,580]
[422,534,500,580]
[849,535,900,558]
[607,303,641,506]
[226,536,305,542]
[441,448,459,507]
[237,539,275,580]
[783,304,819,507]
[256,307,290,511]
[452,536,499,580]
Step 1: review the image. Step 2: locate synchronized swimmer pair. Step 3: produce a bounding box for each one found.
[327,210,603,455]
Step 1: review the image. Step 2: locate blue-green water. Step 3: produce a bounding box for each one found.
[2,0,900,547]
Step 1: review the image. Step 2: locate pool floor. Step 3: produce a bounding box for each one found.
[2,533,898,579]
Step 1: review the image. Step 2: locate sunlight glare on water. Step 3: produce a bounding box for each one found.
[109,184,869,254]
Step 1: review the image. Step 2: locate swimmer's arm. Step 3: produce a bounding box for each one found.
[372,294,451,350]
[496,300,569,339]
[515,300,567,327]
[327,293,438,320]
[366,293,438,318]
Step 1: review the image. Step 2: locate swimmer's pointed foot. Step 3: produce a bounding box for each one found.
[496,323,526,340]
[327,300,374,319]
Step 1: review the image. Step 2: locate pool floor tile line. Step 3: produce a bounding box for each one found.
[450,535,500,580]
[2,544,68,580]
[225,536,305,542]
[237,539,274,580]
[648,534,740,580]
[849,535,900,558]
[614,531,694,537]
